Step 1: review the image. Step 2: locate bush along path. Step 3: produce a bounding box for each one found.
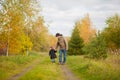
[6,53,80,80]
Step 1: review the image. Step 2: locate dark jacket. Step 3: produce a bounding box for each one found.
[49,49,57,59]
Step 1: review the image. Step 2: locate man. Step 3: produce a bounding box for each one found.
[55,33,68,64]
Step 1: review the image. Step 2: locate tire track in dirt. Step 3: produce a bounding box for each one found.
[61,65,80,80]
[8,53,80,80]
[8,59,41,80]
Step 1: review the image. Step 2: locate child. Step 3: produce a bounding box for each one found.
[49,47,57,63]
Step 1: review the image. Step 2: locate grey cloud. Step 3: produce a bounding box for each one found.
[40,0,120,36]
[41,0,120,10]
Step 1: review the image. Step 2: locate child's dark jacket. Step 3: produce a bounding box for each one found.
[49,49,57,59]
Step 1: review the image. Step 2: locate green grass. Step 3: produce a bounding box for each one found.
[67,55,120,80]
[0,51,40,80]
[1,51,119,80]
[19,55,66,80]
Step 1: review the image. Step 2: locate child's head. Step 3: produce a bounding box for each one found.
[50,46,54,50]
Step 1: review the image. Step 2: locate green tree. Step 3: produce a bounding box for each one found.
[83,32,107,59]
[102,14,120,49]
[68,23,84,55]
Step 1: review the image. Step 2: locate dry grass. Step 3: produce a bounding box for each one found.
[67,54,120,80]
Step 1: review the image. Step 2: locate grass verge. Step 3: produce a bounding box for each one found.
[67,55,120,80]
[0,51,40,80]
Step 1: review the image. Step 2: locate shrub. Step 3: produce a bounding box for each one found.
[83,32,107,59]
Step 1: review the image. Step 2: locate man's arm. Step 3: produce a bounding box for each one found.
[55,41,59,50]
[64,38,68,50]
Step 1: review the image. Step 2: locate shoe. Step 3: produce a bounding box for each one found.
[61,62,65,65]
[58,62,62,65]
[52,61,55,63]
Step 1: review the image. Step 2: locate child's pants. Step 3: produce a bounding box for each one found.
[51,59,55,63]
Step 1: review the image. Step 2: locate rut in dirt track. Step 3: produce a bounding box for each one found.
[8,59,40,80]
[61,65,80,80]
[8,57,80,80]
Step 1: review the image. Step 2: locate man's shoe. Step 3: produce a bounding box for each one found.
[58,62,62,65]
[61,62,65,65]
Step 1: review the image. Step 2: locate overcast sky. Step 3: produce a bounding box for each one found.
[40,0,120,36]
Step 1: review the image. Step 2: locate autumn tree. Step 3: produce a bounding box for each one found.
[28,17,49,51]
[48,35,57,47]
[102,14,120,49]
[68,23,84,55]
[0,0,39,55]
[77,14,96,44]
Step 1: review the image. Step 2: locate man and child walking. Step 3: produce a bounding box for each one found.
[49,33,68,65]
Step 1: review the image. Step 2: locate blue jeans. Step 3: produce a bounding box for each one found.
[59,49,67,63]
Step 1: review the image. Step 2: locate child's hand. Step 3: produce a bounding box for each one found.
[54,50,57,53]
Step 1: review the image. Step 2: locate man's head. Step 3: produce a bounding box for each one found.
[55,33,60,37]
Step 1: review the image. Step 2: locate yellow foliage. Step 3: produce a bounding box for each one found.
[48,35,57,47]
[20,34,33,55]
[77,14,96,44]
[0,0,46,54]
